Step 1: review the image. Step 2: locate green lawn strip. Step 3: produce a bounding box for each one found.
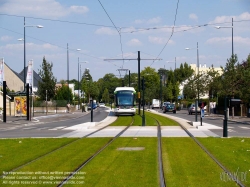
[1,138,111,187]
[162,138,236,187]
[65,137,159,187]
[197,137,250,186]
[109,116,133,126]
[132,113,143,126]
[145,110,179,126]
[109,110,179,127]
[0,138,76,173]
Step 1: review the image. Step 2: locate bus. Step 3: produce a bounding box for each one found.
[114,87,136,116]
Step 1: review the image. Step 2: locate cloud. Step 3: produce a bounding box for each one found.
[134,17,161,24]
[210,12,250,24]
[126,39,142,46]
[189,13,198,21]
[0,42,60,52]
[148,36,175,45]
[206,36,250,46]
[69,6,89,14]
[147,17,161,24]
[0,0,89,18]
[95,27,118,35]
[134,19,144,24]
[0,36,12,42]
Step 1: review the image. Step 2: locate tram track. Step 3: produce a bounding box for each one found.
[147,109,245,187]
[57,116,134,187]
[145,114,166,187]
[177,122,245,187]
[0,115,129,180]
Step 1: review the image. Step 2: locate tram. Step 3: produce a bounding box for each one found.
[114,87,136,116]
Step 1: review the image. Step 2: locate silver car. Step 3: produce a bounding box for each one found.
[188,103,200,115]
[188,103,206,115]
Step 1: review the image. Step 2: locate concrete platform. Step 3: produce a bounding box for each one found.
[161,126,189,137]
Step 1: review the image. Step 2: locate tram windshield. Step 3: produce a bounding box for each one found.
[115,91,135,106]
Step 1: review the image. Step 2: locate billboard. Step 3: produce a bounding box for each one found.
[26,60,33,87]
[14,96,27,116]
[0,58,4,86]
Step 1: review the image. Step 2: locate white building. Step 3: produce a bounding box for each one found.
[179,63,223,99]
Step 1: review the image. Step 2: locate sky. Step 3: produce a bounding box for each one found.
[0,0,250,82]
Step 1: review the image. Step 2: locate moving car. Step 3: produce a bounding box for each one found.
[99,103,105,107]
[188,103,206,115]
[163,103,176,113]
[162,101,170,110]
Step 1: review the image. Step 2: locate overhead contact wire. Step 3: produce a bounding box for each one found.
[97,0,125,68]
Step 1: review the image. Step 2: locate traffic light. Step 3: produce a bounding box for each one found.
[198,101,207,108]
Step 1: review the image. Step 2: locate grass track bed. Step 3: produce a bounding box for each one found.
[0,138,77,173]
[109,116,133,126]
[145,110,179,126]
[1,138,111,187]
[110,110,179,126]
[197,137,250,186]
[65,137,158,187]
[162,138,236,187]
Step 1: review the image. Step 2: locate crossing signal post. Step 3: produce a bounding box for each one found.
[141,77,145,126]
[3,81,6,122]
[198,101,207,126]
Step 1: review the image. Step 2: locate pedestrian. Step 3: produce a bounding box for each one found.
[66,103,70,113]
[209,102,213,114]
[213,101,216,114]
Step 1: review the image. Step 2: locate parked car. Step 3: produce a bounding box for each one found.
[163,103,176,113]
[162,101,170,110]
[88,103,97,110]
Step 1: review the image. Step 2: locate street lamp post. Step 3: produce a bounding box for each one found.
[215,17,234,57]
[215,17,234,137]
[67,43,69,103]
[185,42,200,122]
[77,57,88,110]
[19,17,43,91]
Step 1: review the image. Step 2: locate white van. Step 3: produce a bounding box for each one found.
[152,99,160,109]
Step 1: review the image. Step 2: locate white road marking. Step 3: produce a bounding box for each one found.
[49,126,67,130]
[239,126,250,129]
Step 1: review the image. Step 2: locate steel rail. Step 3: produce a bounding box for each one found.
[57,116,134,187]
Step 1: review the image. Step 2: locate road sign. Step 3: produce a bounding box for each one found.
[201,109,205,118]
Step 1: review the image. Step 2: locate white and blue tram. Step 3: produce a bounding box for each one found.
[114,87,136,116]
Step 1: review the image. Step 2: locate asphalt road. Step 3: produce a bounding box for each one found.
[1,107,249,138]
[0,107,109,138]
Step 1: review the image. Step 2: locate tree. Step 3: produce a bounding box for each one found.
[141,67,160,103]
[102,88,110,103]
[81,69,100,102]
[54,83,73,101]
[219,54,239,98]
[97,73,120,102]
[202,65,221,99]
[37,57,57,101]
[238,54,250,105]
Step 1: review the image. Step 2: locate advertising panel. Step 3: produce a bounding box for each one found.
[14,96,27,116]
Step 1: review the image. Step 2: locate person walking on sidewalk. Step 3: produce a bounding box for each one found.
[66,103,70,113]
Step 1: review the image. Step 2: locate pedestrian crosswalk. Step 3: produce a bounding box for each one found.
[26,126,67,131]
